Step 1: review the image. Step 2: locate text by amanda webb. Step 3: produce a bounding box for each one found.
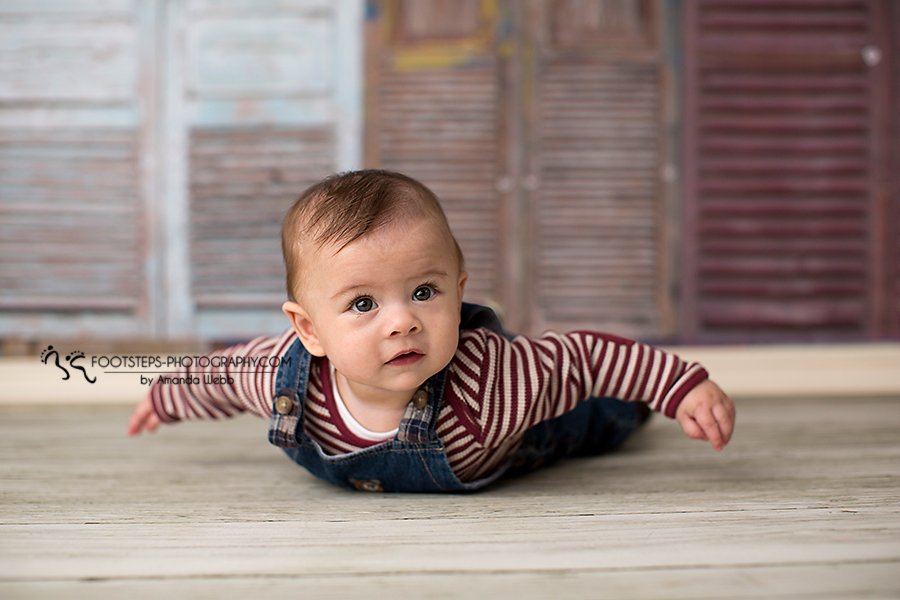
[90,354,291,387]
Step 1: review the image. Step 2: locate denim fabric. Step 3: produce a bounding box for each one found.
[267,303,640,492]
[504,396,640,478]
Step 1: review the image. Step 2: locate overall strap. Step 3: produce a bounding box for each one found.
[396,367,448,445]
[268,337,312,449]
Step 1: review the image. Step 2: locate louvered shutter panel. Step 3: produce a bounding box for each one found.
[181,1,359,338]
[365,0,505,310]
[0,2,150,337]
[682,0,890,339]
[529,0,668,338]
[1,130,141,312]
[890,1,900,337]
[190,128,334,308]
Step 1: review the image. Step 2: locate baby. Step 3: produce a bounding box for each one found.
[128,170,735,492]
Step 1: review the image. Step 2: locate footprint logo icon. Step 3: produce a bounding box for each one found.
[66,351,96,384]
[40,346,70,380]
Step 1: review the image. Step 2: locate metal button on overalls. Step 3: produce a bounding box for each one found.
[412,389,428,410]
[275,395,294,415]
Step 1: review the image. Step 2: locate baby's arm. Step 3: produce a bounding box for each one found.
[452,329,712,444]
[456,329,736,453]
[124,330,296,436]
[674,378,735,451]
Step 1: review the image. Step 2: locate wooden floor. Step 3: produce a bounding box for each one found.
[1,398,898,599]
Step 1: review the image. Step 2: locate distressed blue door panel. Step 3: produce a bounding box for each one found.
[0,1,150,340]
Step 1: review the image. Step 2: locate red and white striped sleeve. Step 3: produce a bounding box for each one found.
[443,328,708,446]
[150,329,297,423]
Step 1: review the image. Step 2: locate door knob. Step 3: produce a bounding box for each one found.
[861,45,882,67]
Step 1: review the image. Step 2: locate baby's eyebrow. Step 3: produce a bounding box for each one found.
[414,268,450,280]
[331,283,370,301]
[330,269,451,301]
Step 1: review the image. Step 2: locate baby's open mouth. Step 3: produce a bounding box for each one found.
[386,351,423,366]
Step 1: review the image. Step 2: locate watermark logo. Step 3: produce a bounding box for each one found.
[39,346,96,384]
[38,347,290,386]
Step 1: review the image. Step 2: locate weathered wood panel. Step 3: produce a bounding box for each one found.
[682,0,894,339]
[189,127,334,307]
[366,1,670,337]
[376,67,503,306]
[533,63,662,335]
[0,18,136,101]
[177,0,362,338]
[0,130,141,310]
[188,17,333,97]
[0,2,151,338]
[365,0,505,312]
[529,0,666,337]
[887,0,900,336]
[0,0,362,342]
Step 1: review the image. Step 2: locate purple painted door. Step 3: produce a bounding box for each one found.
[681,0,899,340]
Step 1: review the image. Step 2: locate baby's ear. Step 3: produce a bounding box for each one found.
[457,270,468,312]
[282,301,326,357]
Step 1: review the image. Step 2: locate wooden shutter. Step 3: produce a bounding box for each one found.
[0,1,152,338]
[682,0,895,339]
[889,1,900,337]
[0,130,141,311]
[190,128,334,308]
[364,0,507,313]
[527,0,669,338]
[178,0,360,338]
[366,0,672,337]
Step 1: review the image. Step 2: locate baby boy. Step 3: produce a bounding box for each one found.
[128,170,735,492]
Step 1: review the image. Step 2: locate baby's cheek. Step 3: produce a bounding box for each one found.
[434,324,461,364]
[342,334,379,373]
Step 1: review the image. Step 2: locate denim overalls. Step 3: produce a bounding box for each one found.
[267,303,641,492]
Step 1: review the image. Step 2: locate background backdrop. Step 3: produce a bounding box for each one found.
[1,0,897,349]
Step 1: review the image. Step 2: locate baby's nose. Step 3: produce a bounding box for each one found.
[388,306,421,337]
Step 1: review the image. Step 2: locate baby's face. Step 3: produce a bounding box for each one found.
[295,217,466,400]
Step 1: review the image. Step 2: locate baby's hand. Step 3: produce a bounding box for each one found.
[674,379,735,452]
[127,394,161,436]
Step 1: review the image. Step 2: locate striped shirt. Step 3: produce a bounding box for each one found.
[150,327,708,482]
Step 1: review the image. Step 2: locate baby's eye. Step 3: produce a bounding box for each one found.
[351,297,377,313]
[412,285,436,302]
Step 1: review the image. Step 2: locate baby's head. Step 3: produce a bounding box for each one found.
[280,170,468,398]
[281,170,463,304]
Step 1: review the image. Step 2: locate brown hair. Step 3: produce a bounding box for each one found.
[281,169,464,302]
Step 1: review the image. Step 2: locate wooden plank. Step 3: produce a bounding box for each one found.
[187,17,334,97]
[0,397,897,599]
[1,564,899,600]
[0,21,137,101]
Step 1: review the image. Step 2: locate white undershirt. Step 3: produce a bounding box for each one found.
[330,363,398,442]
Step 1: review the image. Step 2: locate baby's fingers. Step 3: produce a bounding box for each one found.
[694,408,726,451]
[143,411,161,433]
[127,397,159,436]
[712,402,735,446]
[677,414,709,442]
